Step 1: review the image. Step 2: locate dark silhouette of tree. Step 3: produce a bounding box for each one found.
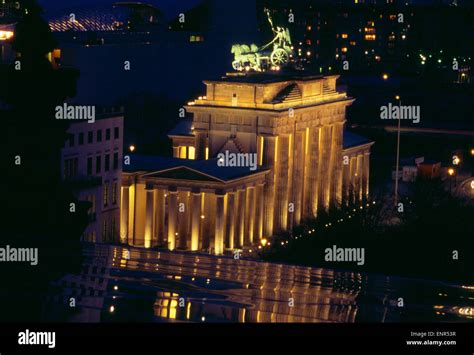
[1,0,89,321]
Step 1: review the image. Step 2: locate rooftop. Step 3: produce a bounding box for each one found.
[124,154,267,182]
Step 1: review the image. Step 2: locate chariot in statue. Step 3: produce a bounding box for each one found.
[231,9,293,72]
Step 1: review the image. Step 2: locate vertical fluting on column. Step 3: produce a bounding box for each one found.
[246,186,256,244]
[332,122,344,206]
[320,125,332,211]
[214,192,226,255]
[167,190,178,251]
[255,183,264,241]
[309,127,321,218]
[262,136,277,237]
[190,191,202,251]
[144,186,154,249]
[195,131,207,160]
[128,184,136,245]
[363,151,371,199]
[226,192,236,250]
[293,130,305,225]
[237,188,246,247]
[120,185,130,244]
[274,135,290,232]
[154,189,165,245]
[356,154,364,202]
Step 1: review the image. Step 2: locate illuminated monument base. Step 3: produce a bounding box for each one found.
[121,71,373,254]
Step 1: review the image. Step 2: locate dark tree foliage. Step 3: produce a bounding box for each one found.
[1,0,88,321]
[264,181,474,283]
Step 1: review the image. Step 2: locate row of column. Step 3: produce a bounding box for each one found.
[120,184,265,255]
[260,122,344,236]
[342,151,370,205]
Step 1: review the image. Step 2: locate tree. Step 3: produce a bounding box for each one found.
[1,0,88,321]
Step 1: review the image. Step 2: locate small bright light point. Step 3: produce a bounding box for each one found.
[395,95,400,100]
[382,73,389,80]
[261,238,268,247]
[201,316,206,321]
[109,305,115,313]
[129,145,136,152]
[448,168,455,176]
[113,285,118,291]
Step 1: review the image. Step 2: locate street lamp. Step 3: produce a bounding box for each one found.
[448,168,455,193]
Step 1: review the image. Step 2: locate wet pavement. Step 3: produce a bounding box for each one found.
[43,244,474,323]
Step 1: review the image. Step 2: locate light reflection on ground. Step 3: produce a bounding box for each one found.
[43,244,474,323]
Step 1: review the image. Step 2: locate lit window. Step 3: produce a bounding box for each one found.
[341,33,348,39]
[342,47,348,53]
[188,146,196,160]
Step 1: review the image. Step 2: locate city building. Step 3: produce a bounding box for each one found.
[61,109,124,244]
[121,70,373,254]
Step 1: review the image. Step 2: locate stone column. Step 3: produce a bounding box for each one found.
[342,155,351,206]
[226,192,236,250]
[256,183,264,241]
[167,190,178,251]
[349,156,357,204]
[214,192,226,255]
[320,125,332,211]
[190,191,202,251]
[305,127,320,218]
[154,189,165,245]
[293,130,305,225]
[332,122,344,206]
[120,185,130,244]
[356,154,364,202]
[363,151,371,200]
[274,135,290,232]
[172,145,179,158]
[144,185,154,249]
[237,189,246,247]
[246,186,256,244]
[195,131,207,160]
[262,136,277,237]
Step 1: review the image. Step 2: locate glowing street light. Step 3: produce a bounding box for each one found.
[382,73,389,80]
[261,238,268,247]
[453,155,460,166]
[448,168,455,176]
[129,145,136,152]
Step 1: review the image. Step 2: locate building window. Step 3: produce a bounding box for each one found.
[96,156,101,174]
[87,157,93,176]
[112,182,117,205]
[88,131,93,144]
[103,183,109,207]
[68,134,75,147]
[105,154,110,172]
[106,128,111,141]
[102,219,108,240]
[113,152,119,170]
[97,130,102,142]
[114,127,119,139]
[64,158,78,179]
[79,132,84,145]
[111,217,116,240]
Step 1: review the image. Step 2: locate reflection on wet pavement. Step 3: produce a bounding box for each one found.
[43,244,474,323]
